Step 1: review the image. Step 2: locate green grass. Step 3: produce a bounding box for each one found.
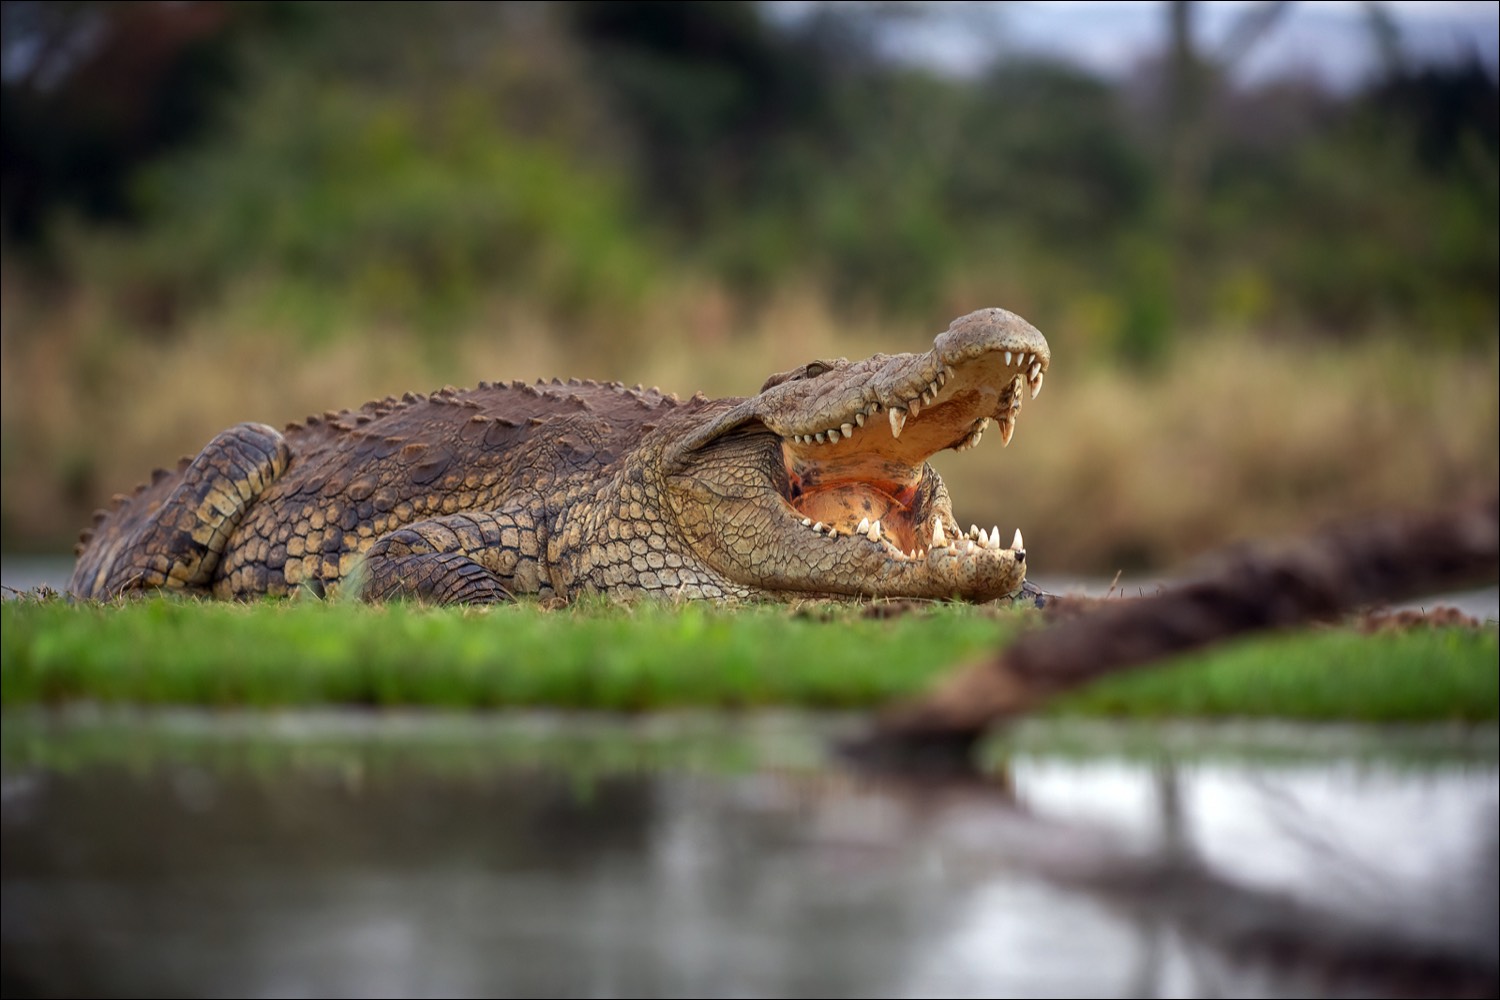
[1,596,1495,721]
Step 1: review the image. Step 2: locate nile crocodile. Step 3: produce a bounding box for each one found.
[69,308,1050,604]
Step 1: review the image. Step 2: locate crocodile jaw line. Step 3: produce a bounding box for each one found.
[775,309,1048,586]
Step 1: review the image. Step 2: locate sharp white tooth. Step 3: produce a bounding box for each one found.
[813,521,824,533]
[978,528,989,547]
[1000,414,1015,446]
[1029,361,1041,380]
[870,401,882,413]
[889,407,907,438]
[858,517,870,533]
[828,527,837,538]
[968,427,984,448]
[869,519,882,541]
[920,389,933,406]
[841,422,854,438]
[1012,528,1024,550]
[932,518,946,546]
[827,428,840,444]
[854,412,866,427]
[815,431,827,443]
[907,396,921,418]
[1031,371,1044,399]
[969,524,980,539]
[934,371,946,388]
[801,518,812,527]
[1004,350,1013,366]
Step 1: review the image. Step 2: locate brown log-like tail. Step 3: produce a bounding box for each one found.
[848,493,1500,771]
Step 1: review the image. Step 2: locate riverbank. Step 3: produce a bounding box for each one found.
[3,597,1494,720]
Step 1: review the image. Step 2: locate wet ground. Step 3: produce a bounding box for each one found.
[3,710,1496,998]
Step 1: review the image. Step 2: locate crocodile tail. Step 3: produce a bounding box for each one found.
[68,423,291,601]
[68,458,193,599]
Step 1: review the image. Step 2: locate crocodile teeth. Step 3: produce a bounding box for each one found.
[907,396,922,418]
[841,422,854,438]
[815,431,827,444]
[826,428,840,444]
[969,524,981,539]
[987,528,1002,551]
[1012,528,1024,550]
[889,407,907,438]
[920,389,933,406]
[813,521,825,533]
[801,518,812,527]
[931,518,946,547]
[867,520,882,542]
[934,371,947,389]
[977,527,990,547]
[857,517,870,534]
[999,414,1016,447]
[854,412,866,428]
[1030,371,1044,399]
[1004,350,1013,366]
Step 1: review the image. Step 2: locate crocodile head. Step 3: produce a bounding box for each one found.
[660,308,1050,601]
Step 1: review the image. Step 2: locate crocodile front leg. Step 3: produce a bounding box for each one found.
[70,422,290,600]
[356,508,552,604]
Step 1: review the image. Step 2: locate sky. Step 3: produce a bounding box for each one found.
[768,1,1500,89]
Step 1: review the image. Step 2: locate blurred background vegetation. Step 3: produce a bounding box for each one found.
[2,0,1496,576]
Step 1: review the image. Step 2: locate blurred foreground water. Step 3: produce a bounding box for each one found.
[3,710,1496,998]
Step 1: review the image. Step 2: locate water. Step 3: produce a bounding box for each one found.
[3,711,1495,998]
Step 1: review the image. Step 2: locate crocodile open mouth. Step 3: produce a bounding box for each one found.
[777,333,1047,563]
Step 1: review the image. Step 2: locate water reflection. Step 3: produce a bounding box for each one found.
[2,712,1495,998]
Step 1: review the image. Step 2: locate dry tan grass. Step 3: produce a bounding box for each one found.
[4,275,1495,576]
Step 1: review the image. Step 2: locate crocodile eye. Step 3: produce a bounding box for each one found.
[759,359,843,392]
